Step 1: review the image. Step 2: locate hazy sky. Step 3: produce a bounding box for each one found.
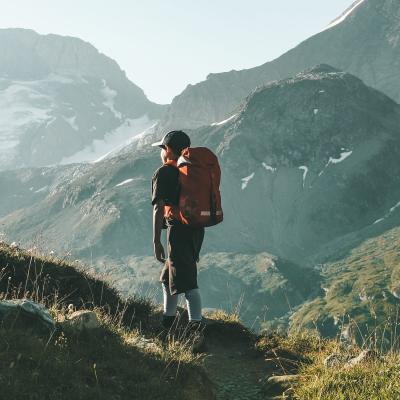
[1,0,353,104]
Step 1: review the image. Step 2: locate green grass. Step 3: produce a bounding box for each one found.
[290,225,400,344]
[292,345,400,400]
[294,356,400,399]
[256,330,400,399]
[0,242,153,331]
[4,241,400,399]
[0,313,209,400]
[0,243,213,400]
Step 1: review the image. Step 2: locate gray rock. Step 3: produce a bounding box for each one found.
[323,353,350,368]
[267,375,299,386]
[265,374,298,394]
[0,299,55,332]
[60,310,100,333]
[345,349,376,368]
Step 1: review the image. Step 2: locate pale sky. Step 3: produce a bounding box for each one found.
[1,0,354,104]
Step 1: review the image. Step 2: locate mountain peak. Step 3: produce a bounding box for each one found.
[157,0,400,132]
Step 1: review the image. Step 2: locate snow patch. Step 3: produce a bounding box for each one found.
[372,201,400,225]
[241,172,255,190]
[317,149,352,179]
[262,163,276,172]
[211,114,237,126]
[94,121,157,163]
[60,115,155,165]
[313,109,319,115]
[101,79,122,120]
[299,166,308,187]
[322,0,365,32]
[34,186,48,193]
[0,82,53,163]
[328,150,353,165]
[390,201,400,213]
[115,179,134,187]
[63,115,78,131]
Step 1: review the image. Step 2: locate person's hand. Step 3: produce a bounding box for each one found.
[154,241,166,263]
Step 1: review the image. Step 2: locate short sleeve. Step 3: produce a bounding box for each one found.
[151,165,179,206]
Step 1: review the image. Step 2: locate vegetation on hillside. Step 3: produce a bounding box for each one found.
[2,242,400,399]
[291,225,400,345]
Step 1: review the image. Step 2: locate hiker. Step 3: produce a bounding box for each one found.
[151,130,223,331]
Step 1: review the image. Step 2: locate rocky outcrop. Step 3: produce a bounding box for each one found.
[0,299,55,333]
[60,310,101,333]
[158,0,400,132]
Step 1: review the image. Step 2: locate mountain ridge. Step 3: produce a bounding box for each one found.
[158,0,400,132]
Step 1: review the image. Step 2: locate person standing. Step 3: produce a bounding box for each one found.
[151,130,205,329]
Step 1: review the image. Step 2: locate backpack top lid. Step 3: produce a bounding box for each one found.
[177,147,218,167]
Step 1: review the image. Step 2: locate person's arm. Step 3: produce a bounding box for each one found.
[153,199,166,263]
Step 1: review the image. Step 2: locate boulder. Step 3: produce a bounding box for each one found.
[344,349,376,368]
[265,374,299,398]
[0,299,55,333]
[60,310,100,333]
[323,353,350,368]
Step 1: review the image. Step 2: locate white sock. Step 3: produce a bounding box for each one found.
[162,283,178,316]
[185,288,202,321]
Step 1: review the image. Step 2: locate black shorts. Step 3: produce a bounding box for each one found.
[160,223,205,295]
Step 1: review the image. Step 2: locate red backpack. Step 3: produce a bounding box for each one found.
[164,147,223,228]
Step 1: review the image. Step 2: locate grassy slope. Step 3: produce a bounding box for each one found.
[0,243,212,400]
[291,225,400,342]
[2,242,400,399]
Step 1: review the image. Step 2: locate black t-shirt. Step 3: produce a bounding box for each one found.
[151,164,180,226]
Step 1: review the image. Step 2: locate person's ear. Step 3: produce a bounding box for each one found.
[160,147,167,163]
[165,145,176,158]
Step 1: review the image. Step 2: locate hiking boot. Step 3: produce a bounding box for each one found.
[157,315,178,342]
[162,315,176,329]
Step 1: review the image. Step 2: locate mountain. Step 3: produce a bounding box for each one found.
[1,65,400,328]
[194,64,400,261]
[0,28,166,170]
[158,0,400,132]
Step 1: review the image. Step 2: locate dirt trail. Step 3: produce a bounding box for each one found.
[200,320,279,400]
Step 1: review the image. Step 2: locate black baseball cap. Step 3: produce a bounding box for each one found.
[151,130,191,153]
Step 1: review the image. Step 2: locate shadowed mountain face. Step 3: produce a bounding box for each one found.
[0,29,166,170]
[158,0,400,132]
[1,66,400,265]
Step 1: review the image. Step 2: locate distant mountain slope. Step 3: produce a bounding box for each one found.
[291,224,400,338]
[0,28,166,169]
[2,65,400,329]
[158,0,400,131]
[2,65,400,264]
